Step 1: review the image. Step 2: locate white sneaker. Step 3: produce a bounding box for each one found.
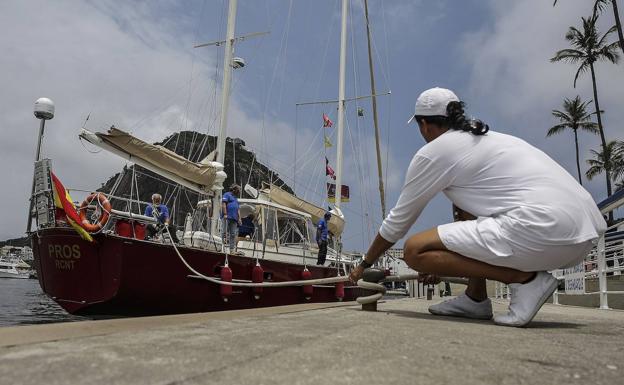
[428,293,493,320]
[494,271,557,327]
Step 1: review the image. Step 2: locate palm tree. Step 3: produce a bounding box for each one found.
[553,0,624,53]
[548,96,598,185]
[595,0,624,53]
[586,140,624,184]
[551,14,619,197]
[611,141,624,181]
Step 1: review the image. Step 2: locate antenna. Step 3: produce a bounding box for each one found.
[27,97,55,232]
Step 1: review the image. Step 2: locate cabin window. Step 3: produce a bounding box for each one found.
[262,208,279,244]
[277,212,308,246]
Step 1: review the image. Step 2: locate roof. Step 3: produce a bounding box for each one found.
[597,188,624,214]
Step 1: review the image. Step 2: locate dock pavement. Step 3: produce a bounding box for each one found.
[0,297,622,385]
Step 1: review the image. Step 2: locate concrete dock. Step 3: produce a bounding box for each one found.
[1,298,622,385]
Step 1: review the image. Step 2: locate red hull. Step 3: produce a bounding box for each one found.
[32,228,369,316]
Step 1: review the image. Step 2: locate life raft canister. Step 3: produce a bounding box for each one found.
[220,265,233,301]
[79,192,112,232]
[301,269,313,300]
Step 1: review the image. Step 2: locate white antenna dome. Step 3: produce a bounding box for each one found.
[34,98,55,120]
[231,57,245,69]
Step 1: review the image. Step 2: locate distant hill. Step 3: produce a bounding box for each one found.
[0,237,30,248]
[3,131,293,245]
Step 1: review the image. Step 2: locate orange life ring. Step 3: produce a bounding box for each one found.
[79,193,112,232]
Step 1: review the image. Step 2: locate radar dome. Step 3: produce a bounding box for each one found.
[34,98,55,120]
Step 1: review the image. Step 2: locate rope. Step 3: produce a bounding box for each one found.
[163,226,467,304]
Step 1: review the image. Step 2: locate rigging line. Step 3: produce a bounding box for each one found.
[348,6,371,247]
[245,151,256,188]
[294,106,298,193]
[275,0,294,114]
[345,110,370,249]
[261,0,294,161]
[294,126,332,172]
[308,0,340,125]
[380,0,392,88]
[128,81,196,131]
[384,93,392,205]
[363,0,391,91]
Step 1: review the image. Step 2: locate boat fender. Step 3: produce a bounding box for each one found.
[252,263,264,299]
[220,265,233,301]
[335,281,345,301]
[301,269,313,300]
[79,192,112,232]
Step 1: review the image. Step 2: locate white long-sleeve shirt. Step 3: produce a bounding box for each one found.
[379,130,606,245]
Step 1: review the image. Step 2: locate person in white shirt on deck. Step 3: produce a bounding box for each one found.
[349,87,606,327]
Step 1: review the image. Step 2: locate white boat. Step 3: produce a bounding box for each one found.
[0,255,31,279]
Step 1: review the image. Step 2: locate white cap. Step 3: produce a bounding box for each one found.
[407,87,459,124]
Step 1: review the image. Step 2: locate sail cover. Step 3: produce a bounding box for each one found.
[268,185,345,236]
[85,127,224,192]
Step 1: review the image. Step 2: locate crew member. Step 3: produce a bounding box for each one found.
[145,193,179,243]
[221,184,241,253]
[316,211,331,265]
[349,87,606,327]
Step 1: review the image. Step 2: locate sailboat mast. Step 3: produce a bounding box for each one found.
[334,0,348,211]
[212,0,238,233]
[363,0,386,220]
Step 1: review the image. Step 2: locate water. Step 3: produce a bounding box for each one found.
[0,278,87,327]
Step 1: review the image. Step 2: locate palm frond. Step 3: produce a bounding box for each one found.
[547,124,569,137]
[573,63,590,88]
[578,122,599,133]
[550,49,584,63]
[594,0,610,16]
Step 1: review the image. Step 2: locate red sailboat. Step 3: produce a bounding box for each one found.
[28,0,373,317]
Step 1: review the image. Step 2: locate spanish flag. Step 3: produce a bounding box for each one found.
[50,172,94,242]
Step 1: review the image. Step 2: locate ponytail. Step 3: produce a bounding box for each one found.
[446,101,489,136]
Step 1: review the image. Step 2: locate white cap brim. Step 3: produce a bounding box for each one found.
[407,115,416,124]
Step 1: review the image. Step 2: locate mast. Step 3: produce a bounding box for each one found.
[211,0,238,233]
[334,0,348,211]
[363,0,386,220]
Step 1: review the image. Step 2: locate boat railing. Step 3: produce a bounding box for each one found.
[496,222,624,308]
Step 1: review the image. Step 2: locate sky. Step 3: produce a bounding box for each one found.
[1,0,623,251]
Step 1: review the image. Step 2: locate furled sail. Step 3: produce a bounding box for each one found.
[267,184,345,236]
[79,127,226,193]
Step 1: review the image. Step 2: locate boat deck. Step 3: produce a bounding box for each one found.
[1,298,622,385]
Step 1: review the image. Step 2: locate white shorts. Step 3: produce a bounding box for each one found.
[437,217,595,272]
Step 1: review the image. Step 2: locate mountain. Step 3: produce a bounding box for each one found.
[97,130,293,227]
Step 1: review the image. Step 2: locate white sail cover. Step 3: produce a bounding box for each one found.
[268,185,345,236]
[82,127,225,192]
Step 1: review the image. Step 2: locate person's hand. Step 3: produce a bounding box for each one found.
[417,273,441,285]
[238,219,242,226]
[349,265,365,283]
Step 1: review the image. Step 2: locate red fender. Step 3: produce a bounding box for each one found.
[220,265,233,301]
[252,264,264,299]
[335,282,345,301]
[301,269,313,300]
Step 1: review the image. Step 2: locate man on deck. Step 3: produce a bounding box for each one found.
[145,193,179,243]
[221,184,242,253]
[316,211,331,265]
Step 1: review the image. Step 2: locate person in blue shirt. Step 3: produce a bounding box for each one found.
[145,193,179,243]
[238,213,256,238]
[316,211,331,265]
[221,184,241,253]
